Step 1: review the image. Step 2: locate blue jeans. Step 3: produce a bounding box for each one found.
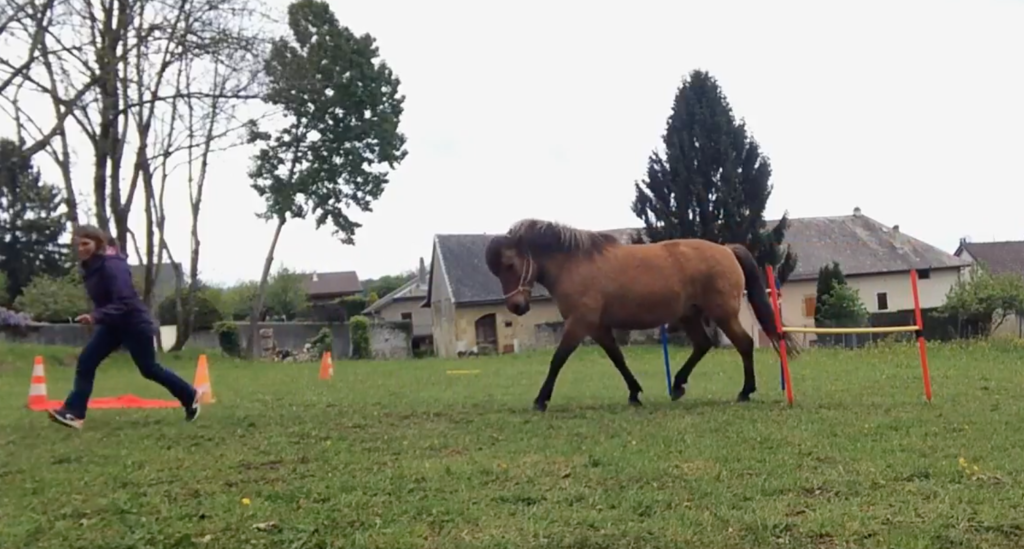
[63,325,197,419]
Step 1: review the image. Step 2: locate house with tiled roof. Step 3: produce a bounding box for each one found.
[953,239,1024,337]
[954,239,1024,277]
[302,271,362,303]
[362,258,433,351]
[757,207,971,345]
[421,228,639,358]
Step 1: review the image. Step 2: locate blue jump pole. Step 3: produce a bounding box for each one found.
[660,324,672,397]
[780,358,786,391]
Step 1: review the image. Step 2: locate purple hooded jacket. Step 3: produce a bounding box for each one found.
[81,249,154,330]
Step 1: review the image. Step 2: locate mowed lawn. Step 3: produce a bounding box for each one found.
[2,340,1024,549]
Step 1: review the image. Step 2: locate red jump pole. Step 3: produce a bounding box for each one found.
[909,269,933,402]
[766,266,794,406]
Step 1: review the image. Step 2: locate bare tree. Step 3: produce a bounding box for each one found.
[167,33,266,350]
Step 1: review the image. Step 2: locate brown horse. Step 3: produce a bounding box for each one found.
[484,218,800,412]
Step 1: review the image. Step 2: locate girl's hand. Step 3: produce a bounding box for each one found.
[75,314,94,325]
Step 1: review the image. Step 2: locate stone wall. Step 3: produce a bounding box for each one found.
[0,323,98,347]
[367,321,411,360]
[233,322,352,359]
[2,321,352,359]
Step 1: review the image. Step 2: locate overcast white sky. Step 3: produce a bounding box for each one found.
[25,0,1024,285]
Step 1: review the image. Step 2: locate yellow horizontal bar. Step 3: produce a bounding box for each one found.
[446,369,481,375]
[782,325,919,334]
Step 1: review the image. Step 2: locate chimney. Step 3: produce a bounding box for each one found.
[311,271,318,282]
[417,257,427,285]
[853,206,862,217]
[892,224,900,234]
[959,237,967,247]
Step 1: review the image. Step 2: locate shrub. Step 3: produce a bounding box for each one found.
[341,295,369,318]
[350,315,371,359]
[213,321,242,358]
[307,327,332,358]
[157,290,224,330]
[14,274,89,322]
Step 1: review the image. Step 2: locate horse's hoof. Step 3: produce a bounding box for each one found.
[671,386,686,402]
[533,400,548,412]
[628,397,643,407]
[736,393,752,403]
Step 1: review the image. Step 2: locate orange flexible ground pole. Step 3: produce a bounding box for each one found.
[909,269,933,402]
[766,266,794,406]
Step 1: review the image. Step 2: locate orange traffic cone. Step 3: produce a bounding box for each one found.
[319,351,333,380]
[27,355,48,410]
[192,354,215,403]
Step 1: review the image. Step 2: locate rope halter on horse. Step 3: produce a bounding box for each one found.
[502,254,535,299]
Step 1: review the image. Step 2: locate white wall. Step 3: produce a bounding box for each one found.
[738,268,963,346]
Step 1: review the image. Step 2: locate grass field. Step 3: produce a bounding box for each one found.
[2,339,1024,548]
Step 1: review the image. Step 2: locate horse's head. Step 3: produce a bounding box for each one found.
[485,234,537,316]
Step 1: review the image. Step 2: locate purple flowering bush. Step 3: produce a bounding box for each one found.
[0,306,32,327]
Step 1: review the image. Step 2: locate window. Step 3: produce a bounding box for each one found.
[916,268,931,280]
[802,295,816,318]
[504,320,513,328]
[400,312,412,322]
[876,292,889,311]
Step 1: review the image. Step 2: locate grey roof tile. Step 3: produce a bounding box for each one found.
[957,241,1024,276]
[775,213,970,281]
[303,271,362,296]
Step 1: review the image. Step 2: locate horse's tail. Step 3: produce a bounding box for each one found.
[727,244,801,359]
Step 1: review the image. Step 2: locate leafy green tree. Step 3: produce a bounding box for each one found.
[815,261,848,325]
[817,280,869,328]
[221,281,259,320]
[244,0,406,356]
[0,138,69,303]
[941,264,1024,336]
[365,291,379,307]
[631,69,797,282]
[265,266,308,320]
[14,274,90,322]
[157,288,224,330]
[363,270,414,298]
[0,271,7,306]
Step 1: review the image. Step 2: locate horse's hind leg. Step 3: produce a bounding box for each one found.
[671,315,714,401]
[716,315,757,402]
[592,328,644,407]
[533,319,585,412]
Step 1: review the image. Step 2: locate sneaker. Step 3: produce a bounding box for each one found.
[48,408,84,430]
[185,389,203,423]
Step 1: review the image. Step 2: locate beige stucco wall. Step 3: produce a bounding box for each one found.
[429,245,458,358]
[447,300,563,357]
[373,298,432,337]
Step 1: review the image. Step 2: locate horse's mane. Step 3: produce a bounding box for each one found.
[506,218,620,257]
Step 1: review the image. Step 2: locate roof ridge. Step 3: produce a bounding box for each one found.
[964,240,1024,246]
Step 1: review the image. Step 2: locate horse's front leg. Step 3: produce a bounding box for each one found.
[592,327,644,407]
[533,319,585,412]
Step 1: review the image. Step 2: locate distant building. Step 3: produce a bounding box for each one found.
[749,207,970,346]
[954,238,1024,337]
[362,258,433,352]
[303,271,362,303]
